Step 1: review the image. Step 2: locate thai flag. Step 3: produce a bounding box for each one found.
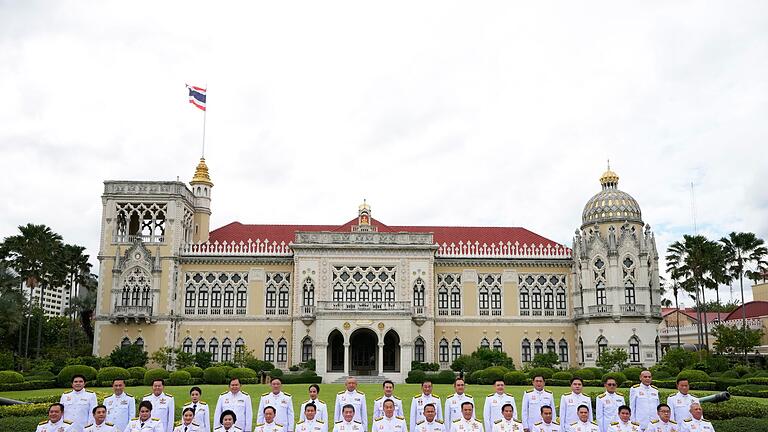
[186,84,206,111]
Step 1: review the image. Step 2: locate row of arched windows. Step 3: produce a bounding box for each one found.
[521,338,569,363]
[184,272,248,315]
[263,337,288,363]
[120,268,152,307]
[438,338,463,363]
[120,337,144,351]
[181,337,245,362]
[596,335,641,363]
[265,273,291,315]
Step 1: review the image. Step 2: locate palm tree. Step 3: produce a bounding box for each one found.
[672,281,682,349]
[66,273,97,343]
[61,244,91,345]
[0,224,64,357]
[721,232,768,362]
[0,264,24,350]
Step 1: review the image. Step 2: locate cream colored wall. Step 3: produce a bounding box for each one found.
[753,282,768,302]
[95,322,171,357]
[178,323,293,364]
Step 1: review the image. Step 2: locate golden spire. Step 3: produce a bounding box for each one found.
[191,157,213,186]
[359,198,370,212]
[599,159,619,188]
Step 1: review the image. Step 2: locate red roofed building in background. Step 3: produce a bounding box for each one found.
[92,160,664,379]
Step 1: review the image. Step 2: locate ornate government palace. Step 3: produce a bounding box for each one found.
[93,159,663,381]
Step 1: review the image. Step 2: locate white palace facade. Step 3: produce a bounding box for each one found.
[92,159,663,381]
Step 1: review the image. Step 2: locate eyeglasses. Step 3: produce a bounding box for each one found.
[605,383,617,386]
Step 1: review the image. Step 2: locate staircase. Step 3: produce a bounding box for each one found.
[332,375,391,384]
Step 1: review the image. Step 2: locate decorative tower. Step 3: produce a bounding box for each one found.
[572,165,662,366]
[190,157,213,242]
[353,199,376,232]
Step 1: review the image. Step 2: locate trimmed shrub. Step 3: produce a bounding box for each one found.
[181,366,204,378]
[0,416,42,430]
[96,366,130,386]
[721,370,740,379]
[602,372,627,386]
[0,403,50,419]
[652,369,673,380]
[552,371,573,381]
[128,367,147,381]
[203,367,227,384]
[57,365,97,387]
[269,368,284,378]
[0,371,24,384]
[712,377,745,391]
[143,368,170,386]
[528,367,555,380]
[435,370,457,384]
[677,369,710,383]
[24,371,55,381]
[712,417,768,432]
[573,369,595,380]
[584,379,603,388]
[622,367,644,381]
[734,366,752,377]
[727,384,768,398]
[504,371,529,385]
[280,371,322,384]
[547,379,570,387]
[411,361,440,372]
[244,359,275,373]
[168,370,192,386]
[0,380,56,392]
[746,377,768,385]
[406,369,427,384]
[700,399,768,420]
[229,367,258,381]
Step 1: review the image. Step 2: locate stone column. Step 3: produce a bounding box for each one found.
[344,343,350,376]
[377,343,384,375]
[315,341,328,375]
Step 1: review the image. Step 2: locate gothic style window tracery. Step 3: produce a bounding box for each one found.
[597,336,608,359]
[182,337,192,354]
[236,287,247,314]
[519,274,567,318]
[546,338,556,354]
[302,278,315,307]
[211,285,222,315]
[196,337,206,353]
[594,258,607,306]
[629,336,640,363]
[332,266,396,307]
[521,338,531,363]
[556,288,567,316]
[519,287,530,315]
[277,338,288,363]
[413,278,425,309]
[437,274,461,316]
[623,256,637,305]
[209,337,219,362]
[114,202,168,243]
[558,339,569,363]
[221,338,232,362]
[534,338,543,355]
[439,338,449,363]
[235,338,245,355]
[493,338,502,352]
[302,337,313,362]
[264,338,275,362]
[185,272,248,315]
[478,273,502,316]
[121,267,151,307]
[223,286,234,314]
[544,287,554,316]
[438,287,449,312]
[265,272,290,315]
[532,287,542,315]
[451,338,462,361]
[480,338,490,349]
[414,337,425,363]
[134,337,144,351]
[121,337,131,348]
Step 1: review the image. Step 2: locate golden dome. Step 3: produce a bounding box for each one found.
[359,199,370,212]
[599,169,620,187]
[191,157,213,186]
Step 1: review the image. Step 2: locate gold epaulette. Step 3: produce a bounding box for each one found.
[393,395,401,400]
[414,394,422,398]
[263,392,271,396]
[374,417,383,421]
[106,423,114,426]
[131,417,139,420]
[553,421,559,425]
[631,422,640,426]
[284,392,292,396]
[396,416,404,420]
[358,391,365,395]
[38,420,48,425]
[453,419,461,423]
[192,422,199,427]
[152,418,160,421]
[242,391,249,395]
[200,401,208,404]
[86,389,95,393]
[610,422,619,426]
[616,391,624,396]
[487,393,494,397]
[166,394,174,397]
[126,393,134,398]
[338,391,345,395]
[256,423,264,427]
[563,392,573,396]
[175,420,182,426]
[276,423,284,427]
[417,420,425,425]
[631,384,640,388]
[504,392,513,397]
[335,421,343,424]
[545,389,553,393]
[651,420,659,424]
[591,421,598,425]
[651,385,658,389]
[466,394,473,398]
[670,420,677,424]
[534,422,542,426]
[85,424,93,429]
[598,392,607,399]
[435,420,443,424]
[353,421,361,424]
[432,393,438,398]
[525,389,534,393]
[317,420,325,423]
[684,419,692,423]
[297,420,305,425]
[221,391,229,395]
[570,422,578,426]
[63,420,73,424]
[494,420,503,424]
[144,393,152,397]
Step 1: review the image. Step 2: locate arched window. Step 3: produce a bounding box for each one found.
[236,287,247,314]
[451,338,462,361]
[196,337,206,353]
[558,339,568,363]
[264,338,275,362]
[333,283,343,302]
[184,286,196,313]
[438,287,449,315]
[121,337,131,348]
[302,278,315,307]
[384,283,395,303]
[277,338,288,363]
[579,337,585,364]
[493,338,503,352]
[450,287,461,315]
[265,286,276,314]
[596,281,606,305]
[521,339,531,363]
[223,286,234,314]
[532,287,542,315]
[556,288,566,315]
[182,337,193,354]
[359,283,370,303]
[519,288,530,315]
[534,338,543,355]
[543,287,554,315]
[278,287,289,314]
[629,336,640,363]
[414,337,425,363]
[413,278,425,308]
[439,338,449,363]
[134,337,144,351]
[235,337,245,355]
[625,280,636,304]
[123,267,150,307]
[197,287,209,314]
[490,287,502,315]
[141,287,150,306]
[121,289,130,306]
[480,338,490,349]
[478,286,489,315]
[372,283,382,303]
[221,338,232,362]
[546,338,556,354]
[597,336,608,359]
[302,337,313,363]
[209,337,219,362]
[210,285,222,314]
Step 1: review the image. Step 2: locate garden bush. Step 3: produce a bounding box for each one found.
[0,403,50,419]
[711,377,745,391]
[411,361,440,371]
[0,380,56,392]
[504,371,528,385]
[552,371,573,381]
[0,371,24,384]
[0,352,14,371]
[203,366,228,384]
[269,368,284,378]
[622,367,644,380]
[721,370,740,379]
[181,366,204,378]
[677,369,710,383]
[434,369,457,384]
[168,370,192,386]
[67,356,103,370]
[727,384,768,398]
[746,377,768,385]
[245,359,275,373]
[23,370,55,381]
[712,417,768,432]
[527,367,554,379]
[128,366,147,381]
[406,369,427,384]
[96,366,130,386]
[280,370,322,384]
[57,365,97,387]
[143,368,170,386]
[0,416,41,430]
[733,366,752,377]
[547,379,570,387]
[700,399,768,420]
[229,367,258,381]
[602,372,627,386]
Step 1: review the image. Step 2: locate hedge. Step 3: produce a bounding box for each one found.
[552,371,573,381]
[574,368,596,380]
[622,367,644,380]
[712,378,746,391]
[181,366,204,379]
[0,380,56,392]
[405,369,455,384]
[96,366,131,386]
[746,377,768,385]
[280,370,322,384]
[203,367,228,384]
[229,367,258,381]
[168,370,192,386]
[602,372,627,386]
[677,370,710,383]
[23,371,55,381]
[527,368,554,379]
[727,384,768,398]
[700,399,768,420]
[128,367,147,381]
[721,370,740,379]
[0,416,41,430]
[0,371,24,384]
[406,370,426,384]
[0,403,49,419]
[57,365,98,387]
[712,417,768,432]
[504,371,528,385]
[143,368,170,386]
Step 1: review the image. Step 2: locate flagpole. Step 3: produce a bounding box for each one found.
[202,82,207,158]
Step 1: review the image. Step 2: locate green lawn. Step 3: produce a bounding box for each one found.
[2,384,765,427]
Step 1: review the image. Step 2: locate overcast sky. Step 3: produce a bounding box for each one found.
[1,1,766,305]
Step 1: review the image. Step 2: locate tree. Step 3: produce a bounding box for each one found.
[595,348,628,372]
[151,347,176,370]
[233,345,257,367]
[531,352,560,369]
[721,232,768,362]
[194,351,213,369]
[66,273,97,343]
[109,345,149,368]
[60,244,91,345]
[660,348,696,373]
[175,351,196,369]
[0,264,24,348]
[711,323,764,356]
[451,348,515,375]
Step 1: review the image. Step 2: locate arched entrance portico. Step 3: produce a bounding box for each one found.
[349,328,378,375]
[383,330,400,372]
[327,330,345,372]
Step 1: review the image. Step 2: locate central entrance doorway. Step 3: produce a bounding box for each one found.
[349,328,378,375]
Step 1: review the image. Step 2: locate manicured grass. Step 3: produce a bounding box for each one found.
[2,384,765,428]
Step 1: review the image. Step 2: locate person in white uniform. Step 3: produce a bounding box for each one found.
[335,377,368,430]
[559,378,592,432]
[183,386,210,432]
[332,404,364,432]
[444,377,474,428]
[60,374,98,431]
[258,378,294,432]
[680,403,714,432]
[213,410,243,432]
[254,406,286,432]
[296,402,328,432]
[411,380,442,432]
[214,377,253,432]
[415,403,445,432]
[521,375,555,432]
[36,403,75,432]
[125,400,164,432]
[666,379,698,424]
[596,377,625,432]
[300,384,329,423]
[84,405,118,432]
[484,379,517,432]
[531,406,560,432]
[566,405,599,432]
[646,404,677,432]
[493,403,524,432]
[104,378,135,432]
[371,399,407,432]
[450,402,482,432]
[142,378,175,432]
[373,380,405,419]
[629,371,659,432]
[174,407,203,432]
[608,406,639,432]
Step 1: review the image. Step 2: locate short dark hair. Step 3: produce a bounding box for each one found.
[263,406,276,415]
[182,407,195,416]
[657,403,671,412]
[92,404,106,415]
[424,403,436,411]
[570,377,584,385]
[540,405,552,414]
[220,409,237,423]
[111,378,126,385]
[461,401,474,410]
[309,384,320,393]
[152,378,165,386]
[71,374,86,383]
[270,377,282,384]
[304,403,316,412]
[454,377,465,384]
[230,377,241,384]
[494,379,505,385]
[383,380,394,388]
[139,401,153,412]
[532,374,546,381]
[501,403,514,412]
[577,404,590,412]
[422,380,432,386]
[342,404,355,413]
[383,399,395,407]
[676,377,689,385]
[190,386,202,395]
[618,405,631,414]
[49,403,65,413]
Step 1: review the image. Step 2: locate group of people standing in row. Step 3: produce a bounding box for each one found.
[36,370,714,432]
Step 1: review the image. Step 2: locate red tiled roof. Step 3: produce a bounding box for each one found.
[662,308,725,324]
[724,301,768,320]
[209,217,567,249]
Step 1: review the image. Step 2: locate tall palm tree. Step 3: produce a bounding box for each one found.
[672,281,682,349]
[61,244,91,345]
[708,245,732,323]
[721,232,768,362]
[0,224,64,357]
[66,273,97,343]
[0,264,24,350]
